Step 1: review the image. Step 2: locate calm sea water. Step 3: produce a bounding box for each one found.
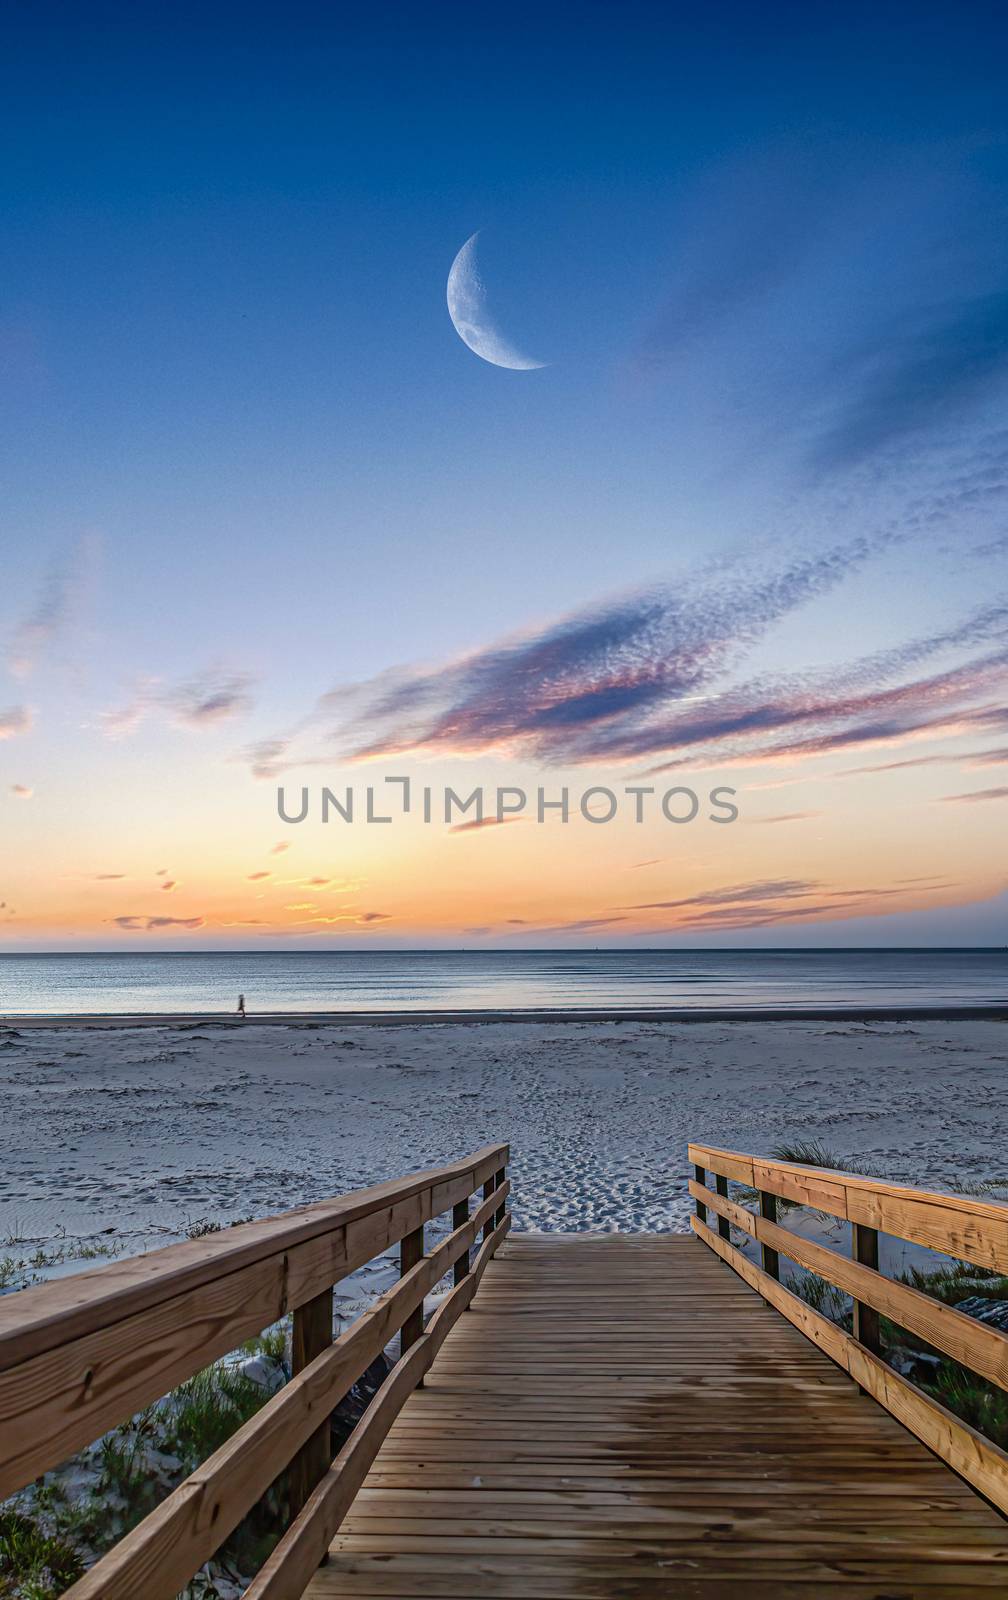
[0,949,1004,1015]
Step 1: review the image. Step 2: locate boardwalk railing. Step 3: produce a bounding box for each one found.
[689,1141,1008,1516]
[0,1141,510,1599]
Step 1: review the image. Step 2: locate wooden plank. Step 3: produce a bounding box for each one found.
[692,1180,1008,1392]
[305,1564,1003,1598]
[60,1187,508,1600]
[687,1144,754,1186]
[752,1159,850,1220]
[246,1216,511,1600]
[844,1186,1008,1276]
[302,1232,1007,1600]
[692,1216,1008,1517]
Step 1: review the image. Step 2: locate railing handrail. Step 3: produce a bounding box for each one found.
[689,1142,1008,1218]
[689,1139,1008,1518]
[0,1140,509,1364]
[0,1141,509,1512]
[58,1176,511,1600]
[688,1140,1008,1274]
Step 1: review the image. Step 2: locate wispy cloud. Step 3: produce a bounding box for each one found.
[244,738,289,779]
[841,743,1008,777]
[641,653,1008,773]
[111,915,205,931]
[8,568,70,677]
[751,810,822,824]
[631,152,833,377]
[101,670,254,739]
[636,875,960,932]
[942,786,1008,804]
[7,541,95,679]
[450,816,522,834]
[0,707,32,740]
[9,783,33,799]
[537,915,628,934]
[814,292,1008,469]
[255,540,956,774]
[168,672,255,727]
[250,559,1007,777]
[627,878,817,912]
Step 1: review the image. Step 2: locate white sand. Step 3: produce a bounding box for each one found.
[2,1017,1005,1270]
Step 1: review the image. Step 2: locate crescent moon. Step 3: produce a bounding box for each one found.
[446,232,547,370]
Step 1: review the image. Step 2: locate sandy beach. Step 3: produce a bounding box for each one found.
[2,1016,1005,1267]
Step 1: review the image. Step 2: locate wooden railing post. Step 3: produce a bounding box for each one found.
[852,1222,881,1354]
[289,1285,334,1521]
[759,1191,780,1280]
[452,1199,470,1286]
[693,1163,707,1224]
[483,1174,498,1242]
[494,1165,506,1228]
[715,1173,731,1241]
[400,1222,425,1387]
[400,1223,425,1354]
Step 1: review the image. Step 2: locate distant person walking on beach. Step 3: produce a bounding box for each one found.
[237,993,246,1018]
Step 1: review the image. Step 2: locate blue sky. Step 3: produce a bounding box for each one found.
[2,2,1007,946]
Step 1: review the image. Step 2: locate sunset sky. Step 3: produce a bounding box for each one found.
[2,3,1007,949]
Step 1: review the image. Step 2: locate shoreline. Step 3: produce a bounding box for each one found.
[3,1003,1007,1027]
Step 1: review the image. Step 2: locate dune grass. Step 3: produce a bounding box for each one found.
[770,1142,1008,1454]
[0,1510,84,1599]
[770,1138,880,1175]
[0,1327,291,1599]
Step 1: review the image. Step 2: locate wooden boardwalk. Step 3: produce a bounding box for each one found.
[4,1141,1007,1599]
[306,1233,1008,1598]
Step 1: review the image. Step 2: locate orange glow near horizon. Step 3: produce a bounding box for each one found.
[3,743,1005,946]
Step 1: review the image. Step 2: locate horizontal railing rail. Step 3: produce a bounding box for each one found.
[688,1141,1008,1516]
[0,1141,510,1598]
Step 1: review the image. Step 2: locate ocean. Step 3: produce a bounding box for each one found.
[0,948,1004,1015]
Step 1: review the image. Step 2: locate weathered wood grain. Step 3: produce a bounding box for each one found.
[246,1216,512,1599]
[693,1216,1008,1517]
[689,1177,1008,1392]
[59,1184,508,1600]
[301,1231,1008,1599]
[0,1143,509,1364]
[0,1146,508,1498]
[688,1142,1008,1273]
